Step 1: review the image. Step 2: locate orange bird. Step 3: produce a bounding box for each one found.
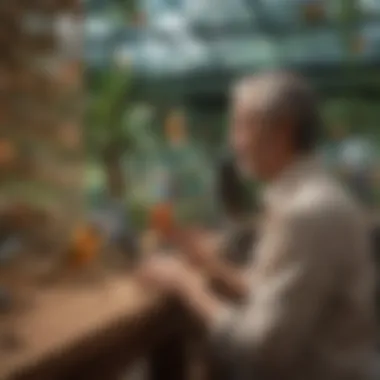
[67,224,103,270]
[150,202,175,237]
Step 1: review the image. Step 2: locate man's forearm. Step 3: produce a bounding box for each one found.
[174,229,250,301]
[208,259,249,301]
[179,272,227,330]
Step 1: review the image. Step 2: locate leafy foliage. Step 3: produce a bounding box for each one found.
[86,68,133,159]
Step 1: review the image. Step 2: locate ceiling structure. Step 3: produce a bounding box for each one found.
[85,0,380,99]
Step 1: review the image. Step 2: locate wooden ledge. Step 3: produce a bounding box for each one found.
[0,276,181,380]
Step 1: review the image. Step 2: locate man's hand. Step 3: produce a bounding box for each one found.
[137,255,225,328]
[157,228,250,301]
[166,228,219,270]
[145,224,250,303]
[137,256,202,297]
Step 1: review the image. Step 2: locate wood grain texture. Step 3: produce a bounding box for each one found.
[0,276,177,380]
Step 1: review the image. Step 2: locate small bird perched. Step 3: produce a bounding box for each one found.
[150,202,175,237]
[66,224,104,270]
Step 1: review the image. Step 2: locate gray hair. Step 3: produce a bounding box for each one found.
[233,71,322,153]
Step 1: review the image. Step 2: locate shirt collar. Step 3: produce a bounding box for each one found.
[262,155,322,209]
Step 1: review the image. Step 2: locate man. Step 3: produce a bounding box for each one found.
[139,72,377,379]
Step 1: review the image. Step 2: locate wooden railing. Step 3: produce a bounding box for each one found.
[0,275,201,380]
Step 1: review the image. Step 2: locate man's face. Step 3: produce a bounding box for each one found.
[229,99,288,181]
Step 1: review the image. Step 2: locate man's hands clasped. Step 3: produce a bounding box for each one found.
[138,255,197,296]
[137,228,216,301]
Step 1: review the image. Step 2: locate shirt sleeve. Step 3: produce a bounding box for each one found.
[209,207,335,375]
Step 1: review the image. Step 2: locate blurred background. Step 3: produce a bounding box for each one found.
[85,0,380,233]
[0,1,378,264]
[0,1,380,379]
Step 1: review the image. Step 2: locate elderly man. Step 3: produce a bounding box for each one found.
[139,72,377,380]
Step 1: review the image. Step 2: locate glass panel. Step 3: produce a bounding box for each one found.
[284,30,343,63]
[184,0,251,24]
[146,0,184,14]
[211,36,277,68]
[140,0,380,26]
